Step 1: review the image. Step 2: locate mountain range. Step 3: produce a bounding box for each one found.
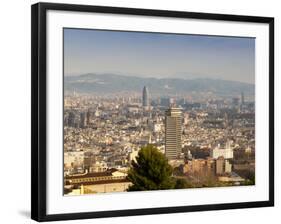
[64,73,254,96]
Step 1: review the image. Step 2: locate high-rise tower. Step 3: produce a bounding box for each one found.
[80,112,87,128]
[68,111,75,127]
[142,86,149,109]
[165,107,182,160]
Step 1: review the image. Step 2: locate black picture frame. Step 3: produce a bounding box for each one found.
[31,2,274,222]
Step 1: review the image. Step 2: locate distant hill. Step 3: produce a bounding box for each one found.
[64,73,254,96]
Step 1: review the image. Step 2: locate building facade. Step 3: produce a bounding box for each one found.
[142,86,149,109]
[210,141,234,159]
[65,169,132,194]
[165,107,182,160]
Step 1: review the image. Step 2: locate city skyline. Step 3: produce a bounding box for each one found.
[64,28,255,84]
[64,85,255,195]
[63,28,256,195]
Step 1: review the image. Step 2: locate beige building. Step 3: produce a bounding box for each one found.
[216,156,232,175]
[216,156,225,175]
[64,151,84,169]
[65,169,132,195]
[165,107,182,160]
[83,181,132,194]
[182,158,215,175]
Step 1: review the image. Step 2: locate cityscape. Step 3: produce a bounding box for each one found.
[63,29,255,195]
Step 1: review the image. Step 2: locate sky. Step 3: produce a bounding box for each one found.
[64,28,255,84]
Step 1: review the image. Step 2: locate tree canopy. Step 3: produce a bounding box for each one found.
[127,145,174,191]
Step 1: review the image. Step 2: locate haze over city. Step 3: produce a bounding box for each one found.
[64,28,255,84]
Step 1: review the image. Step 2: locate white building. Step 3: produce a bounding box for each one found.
[210,141,233,159]
[225,160,232,173]
[128,148,140,163]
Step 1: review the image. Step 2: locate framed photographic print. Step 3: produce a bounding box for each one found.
[31,2,274,222]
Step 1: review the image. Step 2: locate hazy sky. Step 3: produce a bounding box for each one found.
[64,28,255,84]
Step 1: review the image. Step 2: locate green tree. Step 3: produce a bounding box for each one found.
[127,145,174,191]
[174,178,194,189]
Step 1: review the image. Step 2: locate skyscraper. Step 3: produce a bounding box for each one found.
[68,111,75,127]
[142,86,149,109]
[165,107,182,160]
[86,109,92,125]
[80,112,87,128]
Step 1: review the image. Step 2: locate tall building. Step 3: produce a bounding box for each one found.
[165,107,182,160]
[86,109,92,125]
[80,112,87,128]
[68,111,75,127]
[142,86,149,108]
